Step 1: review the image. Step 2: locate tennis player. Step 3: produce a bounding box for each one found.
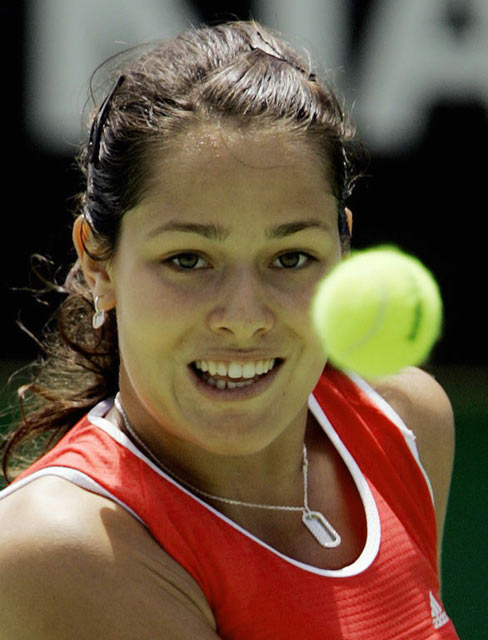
[0,21,458,639]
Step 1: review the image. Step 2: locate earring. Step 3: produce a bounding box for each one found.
[92,296,106,329]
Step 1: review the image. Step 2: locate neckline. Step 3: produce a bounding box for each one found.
[88,394,381,578]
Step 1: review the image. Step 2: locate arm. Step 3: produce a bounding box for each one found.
[373,367,455,571]
[0,477,221,640]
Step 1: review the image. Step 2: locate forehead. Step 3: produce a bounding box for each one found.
[129,122,337,232]
[162,122,325,168]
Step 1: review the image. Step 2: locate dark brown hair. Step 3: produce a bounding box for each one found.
[1,20,366,483]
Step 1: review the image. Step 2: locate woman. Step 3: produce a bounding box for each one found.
[0,21,458,639]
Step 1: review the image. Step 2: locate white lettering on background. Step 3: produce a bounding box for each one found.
[25,0,196,151]
[356,0,488,151]
[26,0,488,153]
[255,0,347,83]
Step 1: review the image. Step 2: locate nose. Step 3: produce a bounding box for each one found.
[206,267,275,339]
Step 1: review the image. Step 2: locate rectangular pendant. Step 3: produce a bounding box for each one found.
[302,510,341,548]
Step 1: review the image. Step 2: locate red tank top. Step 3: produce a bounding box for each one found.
[6,367,459,639]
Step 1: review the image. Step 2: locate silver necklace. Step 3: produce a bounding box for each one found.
[114,393,341,548]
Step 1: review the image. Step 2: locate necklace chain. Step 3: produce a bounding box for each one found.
[114,393,306,511]
[113,393,341,547]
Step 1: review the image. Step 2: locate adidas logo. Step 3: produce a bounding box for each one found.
[429,591,449,629]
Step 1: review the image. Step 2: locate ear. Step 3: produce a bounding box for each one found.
[345,207,353,236]
[72,215,116,311]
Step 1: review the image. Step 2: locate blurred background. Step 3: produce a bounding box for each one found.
[0,1,486,637]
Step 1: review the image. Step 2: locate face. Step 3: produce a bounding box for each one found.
[98,124,342,456]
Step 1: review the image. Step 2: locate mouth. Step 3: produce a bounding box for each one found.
[188,358,285,396]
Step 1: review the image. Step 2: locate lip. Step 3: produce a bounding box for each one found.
[188,359,284,401]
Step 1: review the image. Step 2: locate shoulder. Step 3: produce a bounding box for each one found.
[0,476,218,639]
[371,366,455,459]
[372,367,455,551]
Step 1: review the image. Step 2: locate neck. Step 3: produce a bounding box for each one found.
[109,393,309,511]
[110,390,342,549]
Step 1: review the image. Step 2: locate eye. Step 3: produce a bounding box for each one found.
[167,252,208,270]
[272,251,315,269]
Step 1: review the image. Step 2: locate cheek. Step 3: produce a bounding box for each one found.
[116,266,200,326]
[272,277,322,330]
[113,270,202,370]
[284,280,329,366]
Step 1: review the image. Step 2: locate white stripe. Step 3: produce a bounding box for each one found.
[0,379,413,579]
[308,394,382,575]
[343,370,435,503]
[0,466,146,526]
[88,400,380,578]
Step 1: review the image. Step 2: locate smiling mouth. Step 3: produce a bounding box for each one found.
[189,358,284,390]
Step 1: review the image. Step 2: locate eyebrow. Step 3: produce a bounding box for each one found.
[147,219,331,241]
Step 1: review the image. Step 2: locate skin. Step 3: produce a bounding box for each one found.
[78,124,344,506]
[0,123,455,639]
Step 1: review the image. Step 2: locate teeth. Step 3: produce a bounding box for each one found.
[195,359,277,379]
[242,362,257,379]
[206,377,257,390]
[217,362,227,376]
[193,358,281,390]
[228,362,243,379]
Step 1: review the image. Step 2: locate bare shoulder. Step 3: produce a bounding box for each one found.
[371,366,455,455]
[372,367,455,551]
[0,476,219,639]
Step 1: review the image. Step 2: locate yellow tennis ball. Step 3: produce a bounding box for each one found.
[312,246,443,378]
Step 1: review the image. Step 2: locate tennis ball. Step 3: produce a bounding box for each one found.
[312,246,443,378]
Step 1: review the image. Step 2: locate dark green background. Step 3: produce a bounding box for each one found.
[435,366,488,640]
